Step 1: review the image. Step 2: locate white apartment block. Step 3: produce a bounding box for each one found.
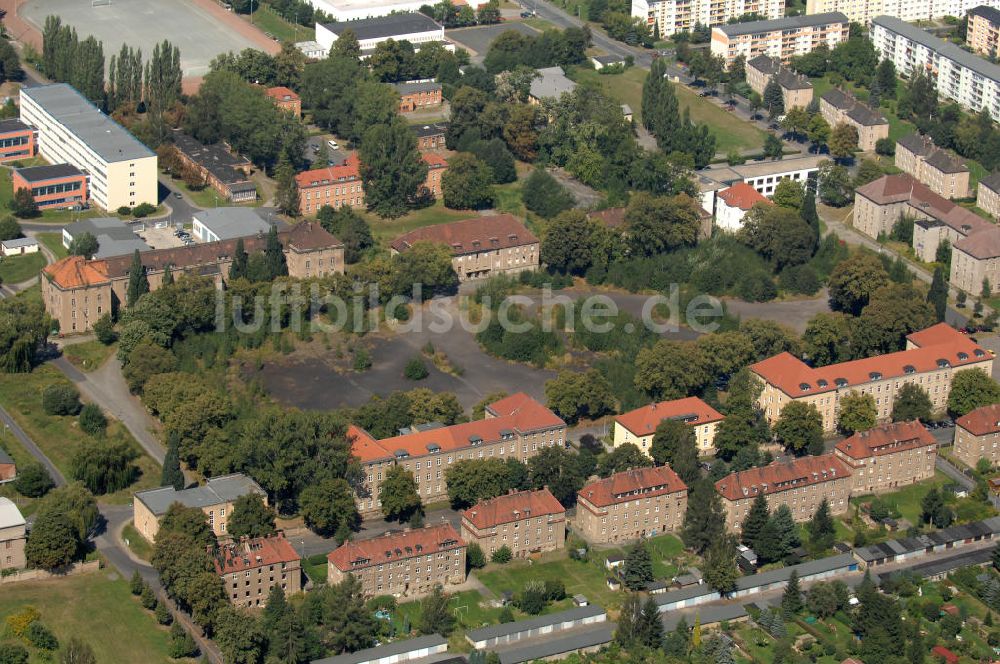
[19,84,157,211]
[631,0,784,39]
[872,15,1000,119]
[710,12,849,65]
[807,0,1000,26]
[307,0,424,20]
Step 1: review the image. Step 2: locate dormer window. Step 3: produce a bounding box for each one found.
[817,379,828,387]
[799,382,811,391]
[903,365,916,374]
[958,352,969,360]
[937,358,950,368]
[835,377,848,387]
[869,371,882,381]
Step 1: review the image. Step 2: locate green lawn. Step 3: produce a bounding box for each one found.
[247,5,305,43]
[0,427,44,518]
[121,522,153,561]
[37,232,67,259]
[395,589,506,636]
[171,177,259,209]
[848,472,951,525]
[0,570,183,663]
[62,340,116,372]
[304,553,328,585]
[0,251,45,284]
[598,533,686,579]
[364,203,473,244]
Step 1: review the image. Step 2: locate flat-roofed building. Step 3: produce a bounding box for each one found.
[819,88,889,152]
[192,207,273,243]
[613,397,724,455]
[969,5,1000,56]
[529,67,577,103]
[315,13,449,58]
[311,634,450,664]
[0,497,26,571]
[466,605,607,649]
[307,0,426,21]
[265,86,301,117]
[61,217,151,259]
[20,84,157,210]
[168,131,256,203]
[955,403,1000,467]
[701,154,823,197]
[710,13,850,65]
[395,81,442,112]
[133,473,267,542]
[12,164,88,210]
[834,420,937,494]
[896,133,970,199]
[215,534,302,607]
[327,524,466,599]
[461,489,566,558]
[745,56,814,109]
[715,454,852,530]
[977,172,1000,219]
[750,323,994,432]
[576,466,688,543]
[808,0,997,26]
[349,393,565,517]
[0,119,35,162]
[631,0,784,39]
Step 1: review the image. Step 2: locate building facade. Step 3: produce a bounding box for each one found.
[631,0,784,39]
[315,13,448,57]
[715,182,771,231]
[745,56,814,109]
[0,449,15,483]
[412,123,448,150]
[460,489,566,558]
[895,134,970,199]
[0,497,26,571]
[977,172,1000,219]
[349,393,565,517]
[969,5,1000,56]
[613,397,724,456]
[20,84,157,210]
[395,81,443,112]
[265,87,301,117]
[808,0,999,25]
[390,214,539,282]
[819,89,889,152]
[326,524,466,599]
[834,420,937,494]
[950,226,1000,293]
[133,474,268,542]
[715,455,852,530]
[11,164,88,210]
[215,534,302,608]
[710,13,850,65]
[954,403,1000,467]
[751,323,994,432]
[0,119,36,163]
[576,466,688,543]
[169,131,256,203]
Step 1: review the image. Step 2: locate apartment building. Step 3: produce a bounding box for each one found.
[745,56,814,109]
[872,15,1000,119]
[710,13,850,66]
[895,134,970,199]
[575,466,688,543]
[11,164,88,210]
[834,420,937,494]
[750,323,994,432]
[411,122,448,150]
[631,0,784,39]
[395,81,442,113]
[977,172,1000,218]
[265,86,301,117]
[819,89,889,152]
[326,524,466,599]
[700,154,823,216]
[20,84,157,210]
[422,152,447,198]
[808,0,999,25]
[0,497,26,571]
[460,489,566,558]
[613,397,724,456]
[390,214,539,282]
[950,225,1000,293]
[969,5,1000,56]
[169,131,256,203]
[315,13,450,58]
[954,403,1000,467]
[41,222,344,333]
[348,393,565,517]
[133,474,267,542]
[0,119,35,162]
[715,455,852,530]
[215,534,302,608]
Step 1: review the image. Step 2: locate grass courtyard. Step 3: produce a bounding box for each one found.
[0,251,45,285]
[61,340,116,372]
[364,203,473,244]
[37,232,67,259]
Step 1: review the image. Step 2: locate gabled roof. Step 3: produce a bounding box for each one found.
[899,133,967,174]
[614,397,724,437]
[718,182,770,211]
[715,454,851,501]
[970,4,1000,23]
[462,488,565,530]
[327,524,464,572]
[822,89,887,126]
[390,214,537,255]
[578,466,687,508]
[213,533,299,574]
[747,54,778,75]
[979,171,1000,193]
[295,153,361,189]
[954,226,1000,259]
[956,402,1000,435]
[265,86,299,102]
[394,80,442,95]
[43,255,110,289]
[857,174,987,237]
[835,420,935,460]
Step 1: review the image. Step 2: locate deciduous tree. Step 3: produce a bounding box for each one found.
[892,383,933,422]
[837,391,877,435]
[380,465,422,523]
[442,153,495,209]
[775,401,824,456]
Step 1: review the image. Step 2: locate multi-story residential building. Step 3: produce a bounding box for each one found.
[613,397,724,456]
[834,420,937,494]
[631,0,784,39]
[853,174,990,263]
[950,225,1000,293]
[326,524,466,599]
[41,222,344,333]
[872,15,1000,119]
[133,474,267,542]
[390,214,539,282]
[745,56,814,109]
[265,86,301,117]
[169,131,256,204]
[807,0,997,25]
[348,393,565,517]
[422,152,447,198]
[977,172,1000,219]
[12,164,88,210]
[715,182,771,231]
[460,489,566,558]
[715,455,852,530]
[315,13,450,58]
[395,81,443,113]
[969,5,1000,56]
[0,119,36,162]
[576,466,688,543]
[710,13,850,65]
[819,89,889,152]
[895,134,970,199]
[411,122,448,150]
[0,497,26,571]
[214,534,302,608]
[751,323,994,432]
[954,403,1000,467]
[20,84,157,210]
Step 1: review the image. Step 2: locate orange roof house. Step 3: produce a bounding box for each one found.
[42,255,110,289]
[265,86,301,117]
[835,420,935,460]
[462,489,565,530]
[213,533,299,575]
[327,523,464,573]
[714,454,851,502]
[716,182,772,232]
[389,214,538,256]
[615,397,724,437]
[957,403,1000,436]
[578,466,687,508]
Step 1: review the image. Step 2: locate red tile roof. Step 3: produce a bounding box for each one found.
[750,324,989,399]
[835,420,935,460]
[295,153,360,189]
[614,397,724,437]
[932,646,958,664]
[462,488,565,530]
[327,524,464,572]
[587,208,626,229]
[213,534,299,575]
[43,256,110,289]
[715,454,851,502]
[265,86,299,101]
[957,403,1000,436]
[390,214,539,256]
[578,466,687,508]
[422,152,448,169]
[348,393,564,464]
[718,182,771,211]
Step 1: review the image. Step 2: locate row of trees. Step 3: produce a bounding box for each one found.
[643,59,717,169]
[107,40,182,114]
[40,16,104,105]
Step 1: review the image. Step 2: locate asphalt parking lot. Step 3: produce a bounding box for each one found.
[138,224,190,251]
[447,22,539,60]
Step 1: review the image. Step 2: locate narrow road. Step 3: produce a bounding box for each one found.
[936,456,976,491]
[0,403,65,486]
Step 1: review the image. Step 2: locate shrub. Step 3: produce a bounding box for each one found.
[140,583,158,610]
[131,202,156,218]
[778,264,821,295]
[353,349,372,371]
[404,357,429,380]
[491,545,512,564]
[736,271,777,302]
[155,602,173,625]
[41,384,81,416]
[25,622,58,651]
[544,579,566,601]
[78,404,108,436]
[875,137,895,156]
[92,313,117,345]
[12,461,54,498]
[117,206,131,216]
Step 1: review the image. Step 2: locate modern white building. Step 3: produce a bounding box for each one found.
[19,84,157,211]
[710,12,850,65]
[807,0,1000,26]
[192,208,273,243]
[315,13,448,58]
[306,0,425,21]
[872,15,1000,119]
[631,0,784,38]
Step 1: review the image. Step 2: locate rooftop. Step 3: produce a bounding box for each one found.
[265,86,299,102]
[21,84,154,163]
[970,4,1000,23]
[578,465,687,508]
[529,66,577,100]
[327,524,464,572]
[193,207,273,241]
[1,237,38,250]
[62,217,152,259]
[320,12,443,41]
[614,397,724,437]
[0,496,25,529]
[593,54,625,64]
[394,80,442,95]
[134,473,266,516]
[716,12,848,37]
[898,133,967,174]
[873,15,1000,85]
[411,122,448,138]
[0,448,13,466]
[213,534,299,575]
[954,225,1000,259]
[495,623,614,664]
[296,153,361,189]
[467,605,605,643]
[835,420,935,460]
[462,488,565,530]
[310,634,448,664]
[822,88,887,126]
[718,182,770,211]
[716,454,850,501]
[0,118,30,134]
[390,214,537,256]
[979,171,1000,193]
[13,163,84,182]
[171,131,255,193]
[957,403,1000,435]
[42,255,111,289]
[857,174,988,236]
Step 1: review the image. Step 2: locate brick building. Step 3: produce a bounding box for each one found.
[745,56,814,110]
[819,89,888,152]
[895,134,970,199]
[11,164,88,210]
[214,533,302,608]
[0,119,35,162]
[0,449,14,483]
[133,474,268,542]
[612,397,724,456]
[327,524,466,599]
[715,454,852,530]
[834,420,937,494]
[394,81,443,112]
[422,152,447,198]
[461,489,566,558]
[349,393,565,517]
[575,466,688,543]
[0,497,26,571]
[710,13,850,65]
[169,131,256,203]
[265,86,301,117]
[411,122,448,150]
[955,403,1000,467]
[390,214,539,282]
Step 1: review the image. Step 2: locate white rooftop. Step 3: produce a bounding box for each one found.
[1,237,38,249]
[0,496,25,529]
